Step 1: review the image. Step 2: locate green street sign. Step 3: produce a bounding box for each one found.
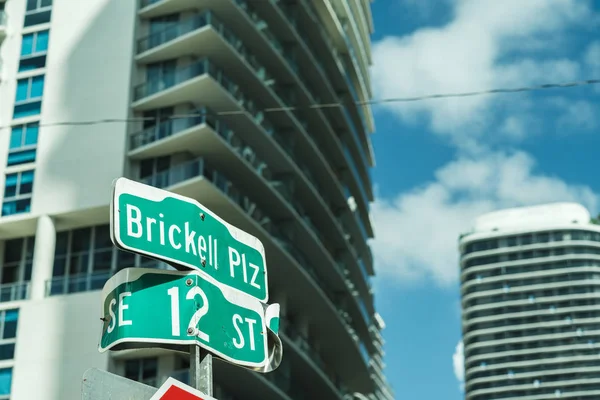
[99,268,282,372]
[110,177,268,302]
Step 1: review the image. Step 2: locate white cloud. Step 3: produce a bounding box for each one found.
[585,41,600,74]
[370,151,598,286]
[371,0,595,147]
[453,340,465,391]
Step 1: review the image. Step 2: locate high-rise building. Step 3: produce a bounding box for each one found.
[0,0,392,399]
[460,202,600,400]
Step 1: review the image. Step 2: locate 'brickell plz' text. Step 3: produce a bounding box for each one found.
[125,204,262,290]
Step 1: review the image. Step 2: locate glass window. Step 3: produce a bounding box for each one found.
[15,75,45,103]
[15,80,29,102]
[21,30,49,56]
[2,237,34,289]
[49,225,169,296]
[19,30,49,72]
[0,309,20,364]
[26,0,38,11]
[124,358,158,383]
[35,30,49,53]
[13,102,42,119]
[21,34,34,56]
[3,311,18,339]
[9,123,38,150]
[24,0,52,27]
[2,171,35,217]
[4,172,33,198]
[30,76,44,98]
[0,368,11,396]
[26,0,52,11]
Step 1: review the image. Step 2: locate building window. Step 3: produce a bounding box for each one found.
[24,0,52,27]
[15,75,44,102]
[0,309,18,362]
[2,171,34,217]
[124,358,158,386]
[26,0,52,11]
[0,368,12,399]
[48,224,170,296]
[19,30,49,72]
[7,123,39,167]
[1,237,34,302]
[14,75,44,119]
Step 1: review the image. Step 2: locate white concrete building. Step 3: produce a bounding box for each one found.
[0,0,393,399]
[460,202,600,399]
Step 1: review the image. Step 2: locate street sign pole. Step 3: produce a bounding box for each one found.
[190,346,212,396]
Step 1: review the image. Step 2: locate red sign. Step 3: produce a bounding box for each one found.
[150,377,218,400]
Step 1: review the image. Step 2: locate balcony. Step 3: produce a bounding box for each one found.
[0,282,29,303]
[45,259,171,297]
[138,0,220,18]
[138,160,373,392]
[46,271,112,296]
[133,38,276,119]
[137,13,213,59]
[279,318,347,399]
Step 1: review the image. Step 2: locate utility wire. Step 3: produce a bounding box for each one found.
[0,78,598,131]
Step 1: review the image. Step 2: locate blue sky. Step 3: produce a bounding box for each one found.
[368,1,600,398]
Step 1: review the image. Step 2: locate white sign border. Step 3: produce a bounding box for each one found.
[149,377,218,400]
[110,177,269,302]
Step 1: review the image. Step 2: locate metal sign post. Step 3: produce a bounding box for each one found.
[190,346,213,396]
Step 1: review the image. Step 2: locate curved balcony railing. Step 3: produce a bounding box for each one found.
[343,145,369,211]
[130,114,205,150]
[0,281,30,303]
[134,61,208,100]
[138,13,212,53]
[45,259,171,297]
[140,158,202,189]
[279,318,349,397]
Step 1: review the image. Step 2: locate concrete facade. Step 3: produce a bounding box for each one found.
[0,0,393,399]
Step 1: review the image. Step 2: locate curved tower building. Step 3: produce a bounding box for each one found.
[0,0,392,399]
[460,202,600,400]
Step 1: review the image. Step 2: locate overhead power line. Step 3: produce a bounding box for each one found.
[0,78,598,131]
